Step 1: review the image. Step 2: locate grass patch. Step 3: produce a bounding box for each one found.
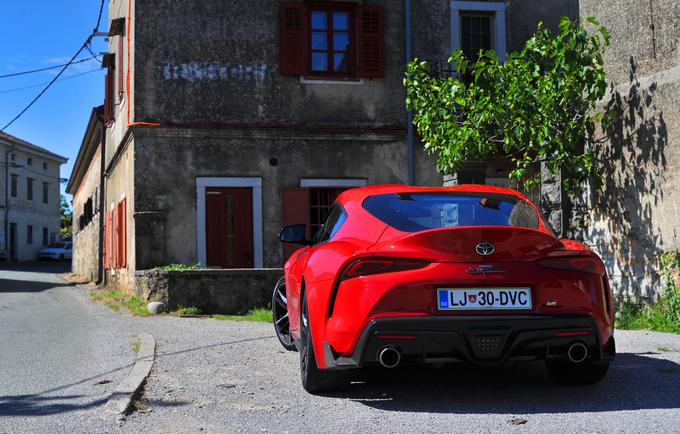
[132,335,141,353]
[173,305,202,316]
[616,251,680,335]
[90,289,150,316]
[210,308,272,323]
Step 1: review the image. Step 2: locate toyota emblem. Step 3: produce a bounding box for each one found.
[475,242,495,256]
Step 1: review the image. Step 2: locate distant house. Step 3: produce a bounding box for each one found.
[68,0,577,293]
[0,132,67,261]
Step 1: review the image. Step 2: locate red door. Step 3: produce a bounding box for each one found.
[205,187,253,268]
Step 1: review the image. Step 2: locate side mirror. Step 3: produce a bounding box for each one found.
[278,224,312,245]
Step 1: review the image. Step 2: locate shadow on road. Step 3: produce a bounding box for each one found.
[0,278,74,293]
[0,261,72,274]
[333,352,680,414]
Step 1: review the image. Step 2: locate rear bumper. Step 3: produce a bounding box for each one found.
[324,314,615,369]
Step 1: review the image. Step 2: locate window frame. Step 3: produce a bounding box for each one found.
[459,11,495,62]
[307,2,357,79]
[313,203,348,245]
[42,182,49,204]
[450,1,506,65]
[27,224,33,245]
[10,175,17,198]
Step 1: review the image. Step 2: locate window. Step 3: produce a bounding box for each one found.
[363,192,539,232]
[118,34,125,102]
[460,13,493,62]
[451,1,506,65]
[27,157,32,166]
[10,153,15,161]
[27,225,33,244]
[43,162,48,170]
[310,7,353,75]
[10,175,17,198]
[309,188,346,238]
[280,2,384,79]
[314,204,347,244]
[43,182,49,204]
[27,178,33,201]
[42,227,48,246]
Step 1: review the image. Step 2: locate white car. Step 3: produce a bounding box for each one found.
[38,242,73,260]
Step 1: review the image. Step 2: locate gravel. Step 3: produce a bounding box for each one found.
[2,264,680,433]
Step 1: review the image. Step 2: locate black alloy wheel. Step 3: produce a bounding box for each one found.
[272,277,296,351]
[299,293,347,393]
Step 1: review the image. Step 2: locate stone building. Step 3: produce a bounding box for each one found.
[69,0,578,293]
[575,0,680,300]
[0,132,66,261]
[66,107,104,282]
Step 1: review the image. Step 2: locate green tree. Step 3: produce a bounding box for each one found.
[60,195,72,239]
[405,17,612,194]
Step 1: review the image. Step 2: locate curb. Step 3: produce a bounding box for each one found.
[105,333,156,417]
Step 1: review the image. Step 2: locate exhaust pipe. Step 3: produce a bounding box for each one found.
[567,342,588,363]
[377,347,401,368]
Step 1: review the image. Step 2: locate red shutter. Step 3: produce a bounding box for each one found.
[104,212,110,269]
[281,188,310,264]
[280,2,308,76]
[104,72,112,125]
[118,199,126,268]
[112,208,118,269]
[357,5,385,78]
[118,36,125,100]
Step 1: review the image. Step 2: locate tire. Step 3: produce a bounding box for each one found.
[272,277,296,351]
[545,360,609,385]
[299,293,347,394]
[59,254,65,261]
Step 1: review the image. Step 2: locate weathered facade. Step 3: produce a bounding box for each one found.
[70,0,582,294]
[577,0,680,300]
[66,107,104,282]
[0,132,66,261]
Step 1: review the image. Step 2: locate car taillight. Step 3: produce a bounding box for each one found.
[340,258,430,281]
[536,254,605,275]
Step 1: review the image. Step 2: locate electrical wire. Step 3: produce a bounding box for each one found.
[0,57,98,79]
[0,69,101,95]
[0,0,106,133]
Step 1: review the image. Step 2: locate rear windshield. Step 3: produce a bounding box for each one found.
[363,192,539,232]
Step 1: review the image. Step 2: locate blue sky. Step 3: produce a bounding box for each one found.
[0,1,109,199]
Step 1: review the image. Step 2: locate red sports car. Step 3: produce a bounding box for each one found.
[272,184,615,393]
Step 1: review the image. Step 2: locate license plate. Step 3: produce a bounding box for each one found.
[437,288,532,310]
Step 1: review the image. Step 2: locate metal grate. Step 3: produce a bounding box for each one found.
[474,335,504,359]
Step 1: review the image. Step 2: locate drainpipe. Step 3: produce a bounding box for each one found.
[405,0,415,185]
[4,144,14,259]
[96,117,106,285]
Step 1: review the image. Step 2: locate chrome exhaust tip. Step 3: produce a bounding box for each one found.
[377,347,401,368]
[567,342,588,363]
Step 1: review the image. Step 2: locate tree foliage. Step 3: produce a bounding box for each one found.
[60,195,72,239]
[405,17,612,194]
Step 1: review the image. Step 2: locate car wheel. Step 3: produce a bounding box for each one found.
[299,293,347,394]
[272,277,296,351]
[545,360,609,385]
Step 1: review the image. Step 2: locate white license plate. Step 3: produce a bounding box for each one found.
[437,288,532,310]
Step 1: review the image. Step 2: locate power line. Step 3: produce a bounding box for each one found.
[0,57,98,79]
[0,69,101,95]
[0,0,106,133]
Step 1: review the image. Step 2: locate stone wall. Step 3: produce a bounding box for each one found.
[578,0,680,300]
[138,268,283,314]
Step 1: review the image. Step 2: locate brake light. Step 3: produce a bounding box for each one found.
[340,258,430,281]
[536,254,604,275]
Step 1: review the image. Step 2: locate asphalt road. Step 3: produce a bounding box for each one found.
[0,262,135,433]
[2,263,680,433]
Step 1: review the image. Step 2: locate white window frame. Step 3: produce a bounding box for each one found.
[196,177,263,268]
[451,1,506,63]
[299,178,368,188]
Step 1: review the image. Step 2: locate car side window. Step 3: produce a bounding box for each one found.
[315,204,347,244]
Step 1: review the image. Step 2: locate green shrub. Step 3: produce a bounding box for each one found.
[617,252,680,334]
[155,263,203,271]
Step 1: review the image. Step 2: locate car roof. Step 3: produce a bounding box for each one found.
[337,184,531,205]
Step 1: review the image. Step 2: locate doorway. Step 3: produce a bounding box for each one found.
[205,187,253,268]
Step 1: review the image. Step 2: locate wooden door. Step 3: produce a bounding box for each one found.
[205,187,253,268]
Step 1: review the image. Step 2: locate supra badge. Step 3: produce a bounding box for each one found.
[466,264,506,276]
[475,241,495,256]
